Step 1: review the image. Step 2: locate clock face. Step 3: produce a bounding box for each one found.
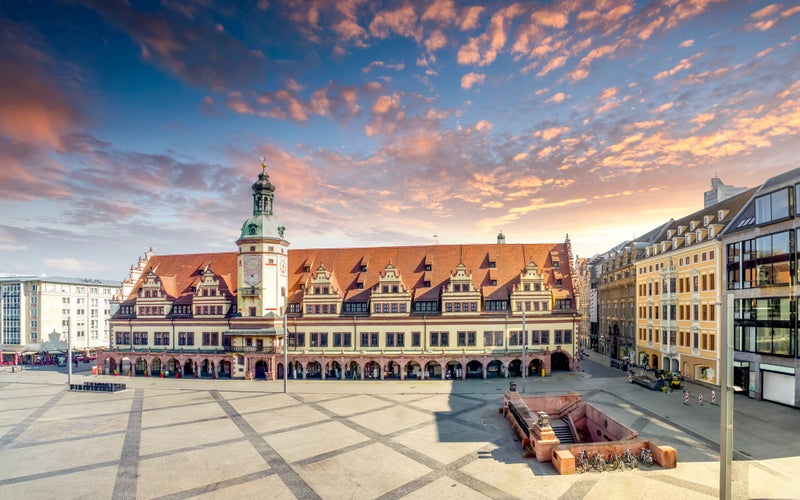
[243,255,262,285]
[279,259,287,276]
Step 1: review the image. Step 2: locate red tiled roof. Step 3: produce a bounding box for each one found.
[125,243,574,304]
[122,252,237,303]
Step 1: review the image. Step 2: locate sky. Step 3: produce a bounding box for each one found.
[1,0,799,282]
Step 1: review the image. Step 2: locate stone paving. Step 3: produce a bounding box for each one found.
[0,356,798,499]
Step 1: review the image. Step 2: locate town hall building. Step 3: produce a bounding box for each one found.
[100,162,581,381]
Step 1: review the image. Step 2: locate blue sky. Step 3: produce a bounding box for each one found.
[1,0,799,281]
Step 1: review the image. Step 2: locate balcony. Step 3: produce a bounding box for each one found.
[660,344,678,356]
[239,287,259,297]
[227,345,276,354]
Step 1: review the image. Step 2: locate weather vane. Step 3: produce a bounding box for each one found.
[259,156,267,173]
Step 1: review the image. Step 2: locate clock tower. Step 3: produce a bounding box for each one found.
[236,160,290,317]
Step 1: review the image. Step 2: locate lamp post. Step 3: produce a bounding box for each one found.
[283,313,288,394]
[572,312,577,371]
[66,324,72,386]
[521,311,527,393]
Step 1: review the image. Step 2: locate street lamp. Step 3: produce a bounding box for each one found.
[521,310,527,393]
[282,313,288,394]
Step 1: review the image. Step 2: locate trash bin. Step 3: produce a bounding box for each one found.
[509,381,517,391]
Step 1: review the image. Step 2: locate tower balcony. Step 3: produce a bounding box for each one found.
[239,287,260,297]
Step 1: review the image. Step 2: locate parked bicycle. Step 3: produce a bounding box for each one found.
[621,448,638,469]
[575,449,590,473]
[639,447,654,467]
[589,451,606,472]
[606,451,620,471]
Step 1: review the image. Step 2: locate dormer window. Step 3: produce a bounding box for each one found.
[360,265,367,272]
[423,280,431,287]
[552,261,560,268]
[304,266,311,273]
[718,209,726,221]
[424,264,432,271]
[357,282,364,289]
[704,215,711,226]
[489,261,496,269]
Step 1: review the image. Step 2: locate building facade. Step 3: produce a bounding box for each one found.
[592,223,670,361]
[721,167,800,407]
[635,189,755,383]
[102,164,581,381]
[0,276,120,362]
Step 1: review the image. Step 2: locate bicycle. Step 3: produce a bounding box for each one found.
[606,451,620,471]
[575,449,589,473]
[589,451,606,472]
[621,448,638,469]
[639,447,654,467]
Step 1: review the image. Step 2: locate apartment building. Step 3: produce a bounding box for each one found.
[635,190,755,383]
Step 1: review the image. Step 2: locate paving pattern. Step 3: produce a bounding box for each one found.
[1,357,798,499]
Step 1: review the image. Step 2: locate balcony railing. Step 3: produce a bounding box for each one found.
[227,345,276,354]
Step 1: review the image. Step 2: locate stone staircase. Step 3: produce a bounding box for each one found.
[552,416,574,444]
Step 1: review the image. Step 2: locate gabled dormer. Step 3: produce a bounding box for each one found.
[441,262,480,315]
[309,264,339,296]
[370,262,411,315]
[139,269,164,299]
[195,265,221,298]
[302,263,342,316]
[509,260,551,315]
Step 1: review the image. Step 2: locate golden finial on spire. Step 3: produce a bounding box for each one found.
[259,156,267,173]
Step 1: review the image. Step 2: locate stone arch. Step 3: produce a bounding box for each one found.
[508,358,522,377]
[445,360,462,380]
[530,358,544,376]
[306,360,322,379]
[151,358,163,375]
[486,359,504,378]
[465,359,483,379]
[325,360,343,380]
[254,359,270,379]
[384,360,401,379]
[134,357,148,376]
[405,360,422,379]
[425,360,442,379]
[551,351,570,371]
[219,359,232,378]
[364,360,380,379]
[119,356,133,376]
[345,360,360,380]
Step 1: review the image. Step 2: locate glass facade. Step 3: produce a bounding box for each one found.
[1,284,21,344]
[733,298,795,357]
[727,230,794,289]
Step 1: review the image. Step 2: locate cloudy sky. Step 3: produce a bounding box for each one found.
[1,0,799,281]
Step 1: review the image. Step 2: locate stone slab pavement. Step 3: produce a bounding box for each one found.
[0,357,798,500]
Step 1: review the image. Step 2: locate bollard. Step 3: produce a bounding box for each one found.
[684,391,689,405]
[711,390,717,405]
[698,393,704,406]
